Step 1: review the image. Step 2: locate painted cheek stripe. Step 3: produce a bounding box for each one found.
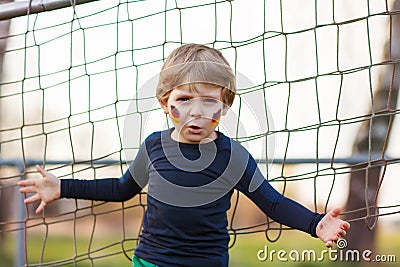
[211,108,222,126]
[170,105,180,123]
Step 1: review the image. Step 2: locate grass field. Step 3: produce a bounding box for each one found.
[1,230,399,266]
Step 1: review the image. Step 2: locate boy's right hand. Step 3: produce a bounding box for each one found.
[18,165,61,214]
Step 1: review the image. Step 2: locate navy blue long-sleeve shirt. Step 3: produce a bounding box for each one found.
[61,129,324,266]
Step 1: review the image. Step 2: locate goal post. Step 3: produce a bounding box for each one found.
[0,0,100,21]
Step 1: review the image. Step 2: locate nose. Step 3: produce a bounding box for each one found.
[189,98,203,118]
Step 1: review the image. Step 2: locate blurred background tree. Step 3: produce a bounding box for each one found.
[345,1,400,265]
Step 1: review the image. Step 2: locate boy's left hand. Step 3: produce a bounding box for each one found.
[316,208,350,248]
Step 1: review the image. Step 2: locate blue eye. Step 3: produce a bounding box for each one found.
[177,98,190,102]
[203,98,218,103]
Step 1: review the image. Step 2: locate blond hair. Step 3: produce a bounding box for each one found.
[156,44,236,106]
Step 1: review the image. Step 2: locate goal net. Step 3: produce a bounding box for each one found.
[1,0,400,266]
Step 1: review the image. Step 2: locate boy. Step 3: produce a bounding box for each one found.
[19,44,350,267]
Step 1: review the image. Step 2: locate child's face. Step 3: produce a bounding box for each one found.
[159,83,226,144]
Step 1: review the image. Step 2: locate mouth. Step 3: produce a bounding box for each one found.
[187,125,203,133]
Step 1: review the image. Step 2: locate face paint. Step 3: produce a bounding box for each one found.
[210,108,222,126]
[170,105,180,124]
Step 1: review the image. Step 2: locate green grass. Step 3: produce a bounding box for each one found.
[1,231,399,266]
[0,233,135,267]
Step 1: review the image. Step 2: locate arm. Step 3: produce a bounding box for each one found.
[237,175,324,237]
[19,164,144,214]
[19,140,150,214]
[60,168,143,202]
[236,155,349,247]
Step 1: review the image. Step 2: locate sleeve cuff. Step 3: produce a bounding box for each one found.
[310,213,325,238]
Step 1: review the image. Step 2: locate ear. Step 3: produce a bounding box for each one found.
[158,98,169,114]
[221,104,230,116]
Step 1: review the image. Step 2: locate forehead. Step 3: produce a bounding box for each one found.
[172,83,222,97]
